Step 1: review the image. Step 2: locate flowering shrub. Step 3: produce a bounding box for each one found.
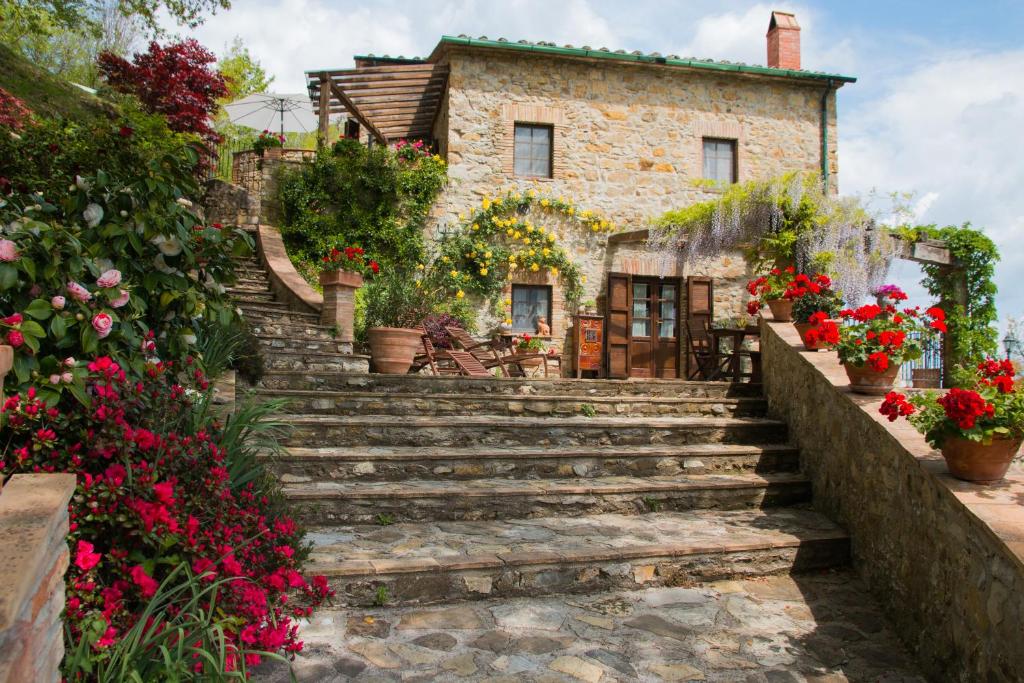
[421,313,463,350]
[321,246,380,277]
[253,130,285,155]
[1,357,331,673]
[829,299,945,372]
[746,268,832,315]
[394,138,430,162]
[791,287,843,324]
[97,39,228,147]
[512,333,545,353]
[880,359,1024,447]
[0,114,252,397]
[0,87,34,130]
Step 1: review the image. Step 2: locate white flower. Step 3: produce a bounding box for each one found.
[182,331,197,345]
[152,254,176,274]
[150,234,182,257]
[176,197,193,208]
[83,203,103,228]
[75,175,92,191]
[119,210,128,217]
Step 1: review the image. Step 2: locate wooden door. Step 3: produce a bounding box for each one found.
[654,281,680,378]
[630,279,680,378]
[606,273,631,379]
[686,276,714,377]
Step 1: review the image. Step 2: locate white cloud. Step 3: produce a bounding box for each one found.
[843,49,1024,318]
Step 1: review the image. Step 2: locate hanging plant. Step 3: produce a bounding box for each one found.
[420,189,617,320]
[648,172,899,306]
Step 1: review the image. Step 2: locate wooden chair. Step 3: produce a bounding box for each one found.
[447,350,495,377]
[685,320,731,381]
[445,326,511,377]
[419,335,461,376]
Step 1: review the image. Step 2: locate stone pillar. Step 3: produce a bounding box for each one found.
[319,270,363,353]
[0,473,77,683]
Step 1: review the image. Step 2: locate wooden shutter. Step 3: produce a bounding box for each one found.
[606,273,632,379]
[686,276,714,377]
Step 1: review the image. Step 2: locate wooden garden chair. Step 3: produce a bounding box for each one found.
[418,335,461,376]
[445,326,511,377]
[447,350,496,377]
[685,320,732,381]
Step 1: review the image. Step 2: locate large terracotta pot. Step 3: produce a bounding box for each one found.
[319,269,363,289]
[367,327,422,374]
[794,322,829,351]
[765,299,794,322]
[940,435,1023,484]
[843,362,900,395]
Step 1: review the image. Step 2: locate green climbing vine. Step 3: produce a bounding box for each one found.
[899,222,1000,366]
[420,189,617,322]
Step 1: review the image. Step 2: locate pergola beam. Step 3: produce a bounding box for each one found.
[327,77,388,145]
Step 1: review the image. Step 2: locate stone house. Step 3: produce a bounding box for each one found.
[307,10,855,378]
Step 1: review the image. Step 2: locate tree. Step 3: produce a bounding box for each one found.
[0,0,229,36]
[217,37,273,102]
[98,39,228,145]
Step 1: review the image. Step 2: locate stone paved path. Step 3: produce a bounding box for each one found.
[258,570,923,682]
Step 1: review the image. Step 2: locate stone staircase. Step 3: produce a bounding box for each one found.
[229,255,369,373]
[245,372,849,609]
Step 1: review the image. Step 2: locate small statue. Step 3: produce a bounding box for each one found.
[535,316,551,336]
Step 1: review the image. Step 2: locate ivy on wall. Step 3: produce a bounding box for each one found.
[421,189,617,321]
[901,223,1000,366]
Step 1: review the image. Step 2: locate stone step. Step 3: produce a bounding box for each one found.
[255,335,347,355]
[254,372,762,397]
[247,320,340,340]
[237,299,296,313]
[235,275,271,287]
[284,472,811,524]
[255,389,768,418]
[262,349,370,373]
[231,292,278,305]
[304,508,848,606]
[271,443,799,483]
[227,283,272,295]
[280,414,787,448]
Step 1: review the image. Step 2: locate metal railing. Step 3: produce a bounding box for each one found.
[899,331,943,387]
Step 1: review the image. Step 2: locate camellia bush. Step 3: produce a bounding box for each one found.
[0,100,252,401]
[1,356,331,676]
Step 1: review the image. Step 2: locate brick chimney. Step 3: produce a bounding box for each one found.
[767,11,801,70]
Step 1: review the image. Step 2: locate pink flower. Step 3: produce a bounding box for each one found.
[61,372,73,383]
[129,565,159,597]
[67,282,92,302]
[49,374,61,385]
[0,239,17,262]
[51,295,66,310]
[96,269,122,288]
[110,289,130,308]
[92,313,113,339]
[6,330,23,348]
[96,625,118,648]
[74,540,102,572]
[64,357,75,367]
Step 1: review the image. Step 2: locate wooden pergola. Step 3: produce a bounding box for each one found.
[305,63,449,145]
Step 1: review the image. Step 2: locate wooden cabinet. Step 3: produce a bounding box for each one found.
[574,315,604,378]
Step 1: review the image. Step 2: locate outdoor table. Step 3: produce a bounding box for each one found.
[710,326,760,381]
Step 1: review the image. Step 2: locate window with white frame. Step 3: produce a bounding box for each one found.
[514,123,553,178]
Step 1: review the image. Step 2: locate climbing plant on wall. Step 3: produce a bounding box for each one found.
[420,189,617,322]
[899,222,999,366]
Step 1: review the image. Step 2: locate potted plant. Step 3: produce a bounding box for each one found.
[253,130,285,157]
[880,359,1024,483]
[319,246,379,342]
[822,287,946,394]
[791,284,843,350]
[511,333,546,368]
[746,267,826,322]
[362,268,434,374]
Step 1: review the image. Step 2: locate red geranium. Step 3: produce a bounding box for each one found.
[879,391,916,422]
[937,388,995,430]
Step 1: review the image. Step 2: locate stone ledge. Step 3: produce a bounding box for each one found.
[256,224,322,315]
[760,321,1024,681]
[0,473,75,632]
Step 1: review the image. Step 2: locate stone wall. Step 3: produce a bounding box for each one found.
[232,149,316,224]
[0,474,77,683]
[760,322,1024,682]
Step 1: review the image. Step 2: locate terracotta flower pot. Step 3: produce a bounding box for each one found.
[765,299,794,322]
[940,435,1023,484]
[843,362,900,395]
[319,269,363,289]
[367,327,422,374]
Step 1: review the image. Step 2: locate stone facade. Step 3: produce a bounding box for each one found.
[760,322,1024,682]
[232,148,315,225]
[427,46,840,370]
[0,474,76,683]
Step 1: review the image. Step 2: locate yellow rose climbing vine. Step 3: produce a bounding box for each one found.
[418,189,618,320]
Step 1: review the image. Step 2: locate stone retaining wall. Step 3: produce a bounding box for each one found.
[0,474,76,683]
[232,149,315,224]
[760,321,1024,682]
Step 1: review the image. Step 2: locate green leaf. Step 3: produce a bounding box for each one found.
[67,382,89,407]
[0,264,17,289]
[22,333,39,354]
[81,325,98,354]
[24,299,52,320]
[19,320,45,338]
[12,354,35,384]
[50,316,67,340]
[19,258,35,281]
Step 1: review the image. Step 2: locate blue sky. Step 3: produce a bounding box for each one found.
[174,0,1024,340]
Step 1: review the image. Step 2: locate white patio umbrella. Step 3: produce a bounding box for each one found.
[221,93,319,136]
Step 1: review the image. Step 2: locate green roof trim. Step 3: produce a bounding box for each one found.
[433,35,857,84]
